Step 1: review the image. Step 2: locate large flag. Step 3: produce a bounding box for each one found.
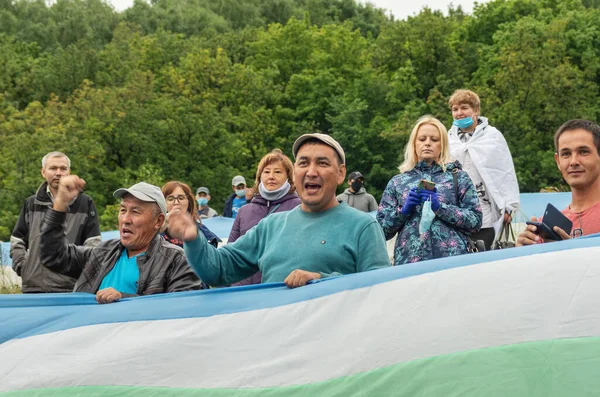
[1,235,599,396]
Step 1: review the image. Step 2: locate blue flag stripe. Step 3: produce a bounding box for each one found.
[1,234,598,343]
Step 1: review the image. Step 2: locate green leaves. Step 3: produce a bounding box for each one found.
[1,0,600,240]
[474,9,600,191]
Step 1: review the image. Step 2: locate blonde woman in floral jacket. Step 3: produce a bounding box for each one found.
[377,116,482,265]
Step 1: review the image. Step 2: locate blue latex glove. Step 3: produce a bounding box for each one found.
[419,188,440,212]
[401,188,421,215]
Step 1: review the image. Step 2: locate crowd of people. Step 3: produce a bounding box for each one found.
[9,89,600,303]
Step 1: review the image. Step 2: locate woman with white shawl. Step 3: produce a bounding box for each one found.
[447,89,520,250]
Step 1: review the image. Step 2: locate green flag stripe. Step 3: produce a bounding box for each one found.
[4,336,599,397]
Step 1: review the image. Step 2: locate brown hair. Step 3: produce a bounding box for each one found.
[161,181,199,220]
[253,149,296,195]
[554,119,600,155]
[448,89,480,111]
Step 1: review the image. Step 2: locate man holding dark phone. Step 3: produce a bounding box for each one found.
[517,119,600,246]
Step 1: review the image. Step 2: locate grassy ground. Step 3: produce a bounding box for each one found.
[0,284,21,294]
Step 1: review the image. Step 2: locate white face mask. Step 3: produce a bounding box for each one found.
[197,198,209,207]
[258,181,291,201]
[419,196,436,238]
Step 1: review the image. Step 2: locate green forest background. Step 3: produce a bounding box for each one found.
[0,0,598,239]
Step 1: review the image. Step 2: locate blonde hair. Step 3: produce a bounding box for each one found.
[448,89,480,111]
[398,115,452,173]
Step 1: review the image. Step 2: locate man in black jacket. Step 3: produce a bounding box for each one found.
[10,151,101,293]
[40,177,203,304]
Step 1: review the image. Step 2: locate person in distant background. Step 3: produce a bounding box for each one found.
[10,151,101,293]
[228,149,301,286]
[223,175,251,219]
[196,187,218,219]
[337,171,378,212]
[162,181,220,249]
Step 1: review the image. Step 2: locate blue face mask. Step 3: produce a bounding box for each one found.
[419,198,436,237]
[235,189,246,198]
[197,198,208,207]
[452,117,474,129]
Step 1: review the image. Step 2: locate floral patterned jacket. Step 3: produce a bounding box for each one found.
[376,160,482,265]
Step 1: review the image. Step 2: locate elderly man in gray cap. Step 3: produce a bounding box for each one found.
[40,175,203,304]
[170,133,390,288]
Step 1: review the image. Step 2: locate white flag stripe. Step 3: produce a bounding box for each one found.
[1,247,599,391]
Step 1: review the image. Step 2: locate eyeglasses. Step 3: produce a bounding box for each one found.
[166,195,188,203]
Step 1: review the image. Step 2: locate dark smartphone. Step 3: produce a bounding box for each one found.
[418,179,436,191]
[525,203,572,241]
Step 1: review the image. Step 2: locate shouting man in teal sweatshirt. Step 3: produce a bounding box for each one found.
[169,133,390,288]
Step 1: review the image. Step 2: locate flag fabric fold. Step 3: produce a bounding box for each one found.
[1,235,599,396]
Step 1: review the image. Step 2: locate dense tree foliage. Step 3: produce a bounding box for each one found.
[0,0,598,239]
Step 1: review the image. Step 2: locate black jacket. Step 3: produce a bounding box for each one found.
[10,182,101,292]
[40,209,203,296]
[223,193,237,218]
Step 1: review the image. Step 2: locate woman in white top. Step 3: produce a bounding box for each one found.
[447,89,520,250]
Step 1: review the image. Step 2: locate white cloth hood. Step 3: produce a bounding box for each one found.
[449,117,520,235]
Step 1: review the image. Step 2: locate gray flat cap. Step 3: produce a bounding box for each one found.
[113,182,167,215]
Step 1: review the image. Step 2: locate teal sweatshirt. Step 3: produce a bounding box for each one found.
[184,202,390,286]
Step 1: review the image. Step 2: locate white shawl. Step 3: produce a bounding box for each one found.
[448,117,520,236]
